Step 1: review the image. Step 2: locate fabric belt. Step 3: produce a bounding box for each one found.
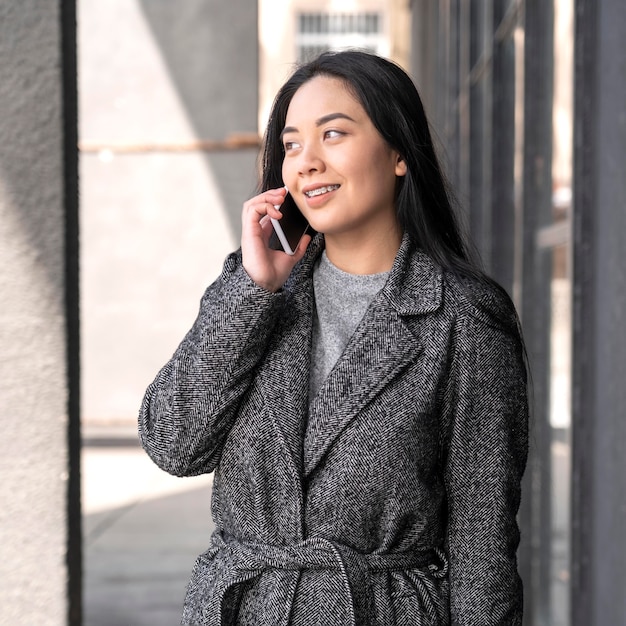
[209,531,446,625]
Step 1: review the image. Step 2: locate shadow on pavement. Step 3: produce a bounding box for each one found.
[84,481,214,626]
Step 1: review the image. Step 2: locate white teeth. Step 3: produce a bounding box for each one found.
[305,185,339,198]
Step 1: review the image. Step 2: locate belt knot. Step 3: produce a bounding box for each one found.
[210,531,445,625]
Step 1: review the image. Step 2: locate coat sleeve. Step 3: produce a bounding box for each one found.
[138,250,286,477]
[442,295,529,625]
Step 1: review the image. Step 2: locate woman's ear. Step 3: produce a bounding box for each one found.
[395,155,408,177]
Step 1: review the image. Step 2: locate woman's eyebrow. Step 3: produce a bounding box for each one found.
[316,112,356,126]
[280,112,357,140]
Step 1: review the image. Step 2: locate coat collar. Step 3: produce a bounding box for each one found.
[289,232,443,316]
[381,232,443,315]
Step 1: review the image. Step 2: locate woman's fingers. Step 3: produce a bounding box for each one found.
[246,201,280,220]
[241,187,303,292]
[242,188,287,222]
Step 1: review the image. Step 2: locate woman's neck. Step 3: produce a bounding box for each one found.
[323,223,403,275]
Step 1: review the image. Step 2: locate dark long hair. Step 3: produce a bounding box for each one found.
[260,49,481,279]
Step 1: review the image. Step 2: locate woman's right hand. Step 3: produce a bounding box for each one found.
[240,187,311,293]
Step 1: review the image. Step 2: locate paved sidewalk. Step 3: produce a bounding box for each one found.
[82,426,214,626]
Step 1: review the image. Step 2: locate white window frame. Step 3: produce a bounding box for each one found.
[295,12,385,63]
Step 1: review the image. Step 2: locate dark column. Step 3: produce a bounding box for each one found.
[446,0,462,188]
[490,0,517,295]
[410,0,438,117]
[61,1,82,623]
[571,1,626,624]
[520,1,554,624]
[468,1,491,264]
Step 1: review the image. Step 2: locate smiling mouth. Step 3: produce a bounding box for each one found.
[304,185,340,198]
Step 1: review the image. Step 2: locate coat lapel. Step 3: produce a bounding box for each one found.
[303,235,443,478]
[258,238,323,480]
[304,302,421,477]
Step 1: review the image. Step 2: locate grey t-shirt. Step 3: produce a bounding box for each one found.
[309,251,389,403]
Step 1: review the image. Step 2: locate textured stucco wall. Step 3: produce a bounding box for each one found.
[0,3,70,624]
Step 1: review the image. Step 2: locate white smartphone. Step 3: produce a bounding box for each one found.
[269,191,312,255]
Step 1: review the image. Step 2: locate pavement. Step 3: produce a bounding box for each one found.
[82,424,214,626]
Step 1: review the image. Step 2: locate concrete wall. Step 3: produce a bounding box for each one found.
[79,0,258,425]
[0,2,78,623]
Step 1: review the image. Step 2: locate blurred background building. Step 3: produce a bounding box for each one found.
[410,3,625,625]
[0,0,624,624]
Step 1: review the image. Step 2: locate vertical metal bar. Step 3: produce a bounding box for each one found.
[570,2,595,620]
[410,0,438,117]
[446,0,461,186]
[427,0,456,182]
[490,0,517,296]
[437,0,450,139]
[521,1,555,624]
[571,0,626,623]
[468,1,489,263]
[458,0,471,212]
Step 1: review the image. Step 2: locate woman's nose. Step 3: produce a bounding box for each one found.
[297,144,325,175]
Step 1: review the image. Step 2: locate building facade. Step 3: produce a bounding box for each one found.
[410,1,626,624]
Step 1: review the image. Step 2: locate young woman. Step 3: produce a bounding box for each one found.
[139,50,529,625]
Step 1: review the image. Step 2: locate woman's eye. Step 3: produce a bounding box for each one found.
[283,140,299,151]
[324,129,344,139]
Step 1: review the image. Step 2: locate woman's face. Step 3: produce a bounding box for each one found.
[281,75,406,241]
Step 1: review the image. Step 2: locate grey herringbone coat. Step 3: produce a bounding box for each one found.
[139,233,528,626]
